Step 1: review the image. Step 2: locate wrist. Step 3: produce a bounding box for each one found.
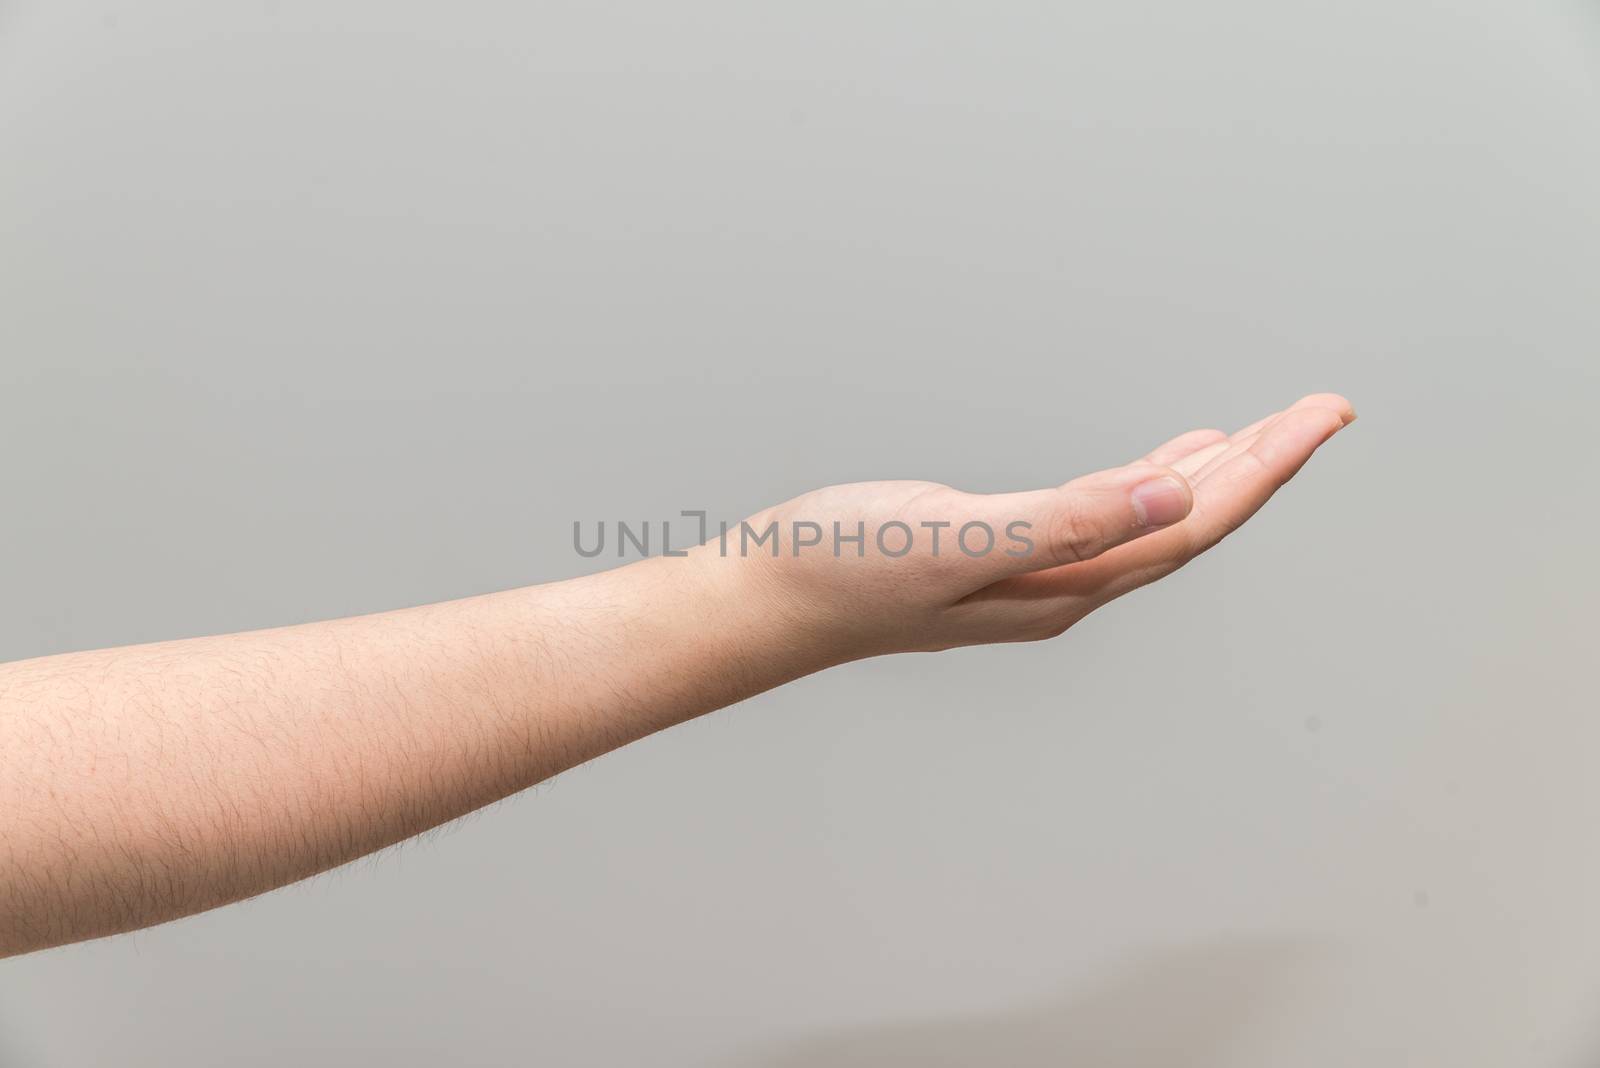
[681,542,842,687]
[528,547,834,749]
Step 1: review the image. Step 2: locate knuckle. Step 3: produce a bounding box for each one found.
[1046,494,1105,567]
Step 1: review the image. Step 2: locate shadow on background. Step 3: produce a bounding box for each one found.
[742,939,1319,1068]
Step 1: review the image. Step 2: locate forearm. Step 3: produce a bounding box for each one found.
[0,550,807,958]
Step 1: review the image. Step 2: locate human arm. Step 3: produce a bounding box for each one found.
[0,393,1353,957]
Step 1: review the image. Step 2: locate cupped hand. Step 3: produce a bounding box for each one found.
[725,393,1355,662]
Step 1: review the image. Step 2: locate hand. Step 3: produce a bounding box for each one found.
[721,393,1355,663]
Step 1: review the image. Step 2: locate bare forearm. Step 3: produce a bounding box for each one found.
[0,552,808,957]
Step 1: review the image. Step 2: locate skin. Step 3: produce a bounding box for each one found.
[0,393,1354,958]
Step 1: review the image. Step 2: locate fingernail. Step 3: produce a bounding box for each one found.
[1130,476,1191,528]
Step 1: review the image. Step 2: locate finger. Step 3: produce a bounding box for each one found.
[1225,410,1283,444]
[1183,405,1348,553]
[968,463,1194,580]
[1231,394,1352,442]
[1171,405,1290,477]
[1192,394,1356,484]
[1192,428,1266,483]
[1285,392,1357,426]
[1142,428,1228,467]
[1173,437,1235,478]
[1180,411,1282,479]
[965,394,1354,609]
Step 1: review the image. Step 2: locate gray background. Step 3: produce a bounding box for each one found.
[2,1,1598,1064]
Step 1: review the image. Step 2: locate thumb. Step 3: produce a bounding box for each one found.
[970,463,1193,578]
